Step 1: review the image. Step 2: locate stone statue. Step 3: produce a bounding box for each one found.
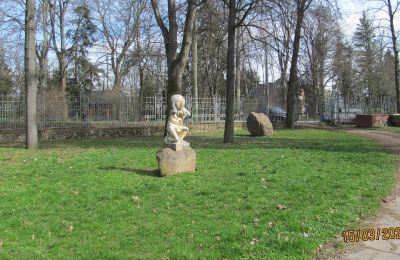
[156,94,196,176]
[164,94,191,145]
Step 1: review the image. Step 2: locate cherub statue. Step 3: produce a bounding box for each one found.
[165,94,191,145]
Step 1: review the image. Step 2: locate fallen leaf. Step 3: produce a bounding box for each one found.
[250,238,259,245]
[0,240,3,247]
[276,204,286,210]
[268,222,275,228]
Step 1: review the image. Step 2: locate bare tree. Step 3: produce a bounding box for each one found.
[286,0,313,128]
[301,5,339,117]
[235,25,242,114]
[151,0,198,134]
[48,0,71,118]
[36,0,49,90]
[196,1,227,97]
[25,0,38,149]
[94,0,147,93]
[224,0,259,143]
[374,0,400,112]
[191,22,199,117]
[255,0,295,108]
[224,0,237,143]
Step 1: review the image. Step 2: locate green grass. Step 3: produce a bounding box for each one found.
[371,126,400,133]
[0,129,395,259]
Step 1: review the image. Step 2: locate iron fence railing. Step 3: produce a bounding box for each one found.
[1,91,397,131]
[0,92,260,130]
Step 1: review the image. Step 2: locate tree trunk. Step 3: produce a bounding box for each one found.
[318,59,325,116]
[286,0,307,128]
[223,0,236,143]
[112,74,122,94]
[167,65,184,98]
[38,0,49,91]
[59,57,68,118]
[192,28,198,119]
[25,0,38,149]
[151,0,197,136]
[139,66,145,121]
[264,43,269,108]
[235,26,241,115]
[388,0,400,113]
[60,4,69,119]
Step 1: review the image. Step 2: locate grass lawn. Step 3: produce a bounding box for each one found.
[0,129,395,259]
[371,126,400,133]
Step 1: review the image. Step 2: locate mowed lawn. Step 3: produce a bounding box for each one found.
[372,126,400,133]
[0,129,395,259]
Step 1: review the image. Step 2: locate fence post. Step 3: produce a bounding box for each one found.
[155,93,162,121]
[185,94,192,122]
[213,94,220,122]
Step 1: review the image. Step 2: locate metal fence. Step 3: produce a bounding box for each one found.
[323,93,397,124]
[0,95,25,130]
[144,94,238,123]
[0,92,263,130]
[2,91,397,131]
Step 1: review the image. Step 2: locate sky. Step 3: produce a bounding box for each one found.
[338,0,400,38]
[259,0,400,84]
[338,0,365,37]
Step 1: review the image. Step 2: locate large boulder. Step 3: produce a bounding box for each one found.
[156,146,196,177]
[246,112,273,136]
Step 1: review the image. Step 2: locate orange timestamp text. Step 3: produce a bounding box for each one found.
[342,227,400,243]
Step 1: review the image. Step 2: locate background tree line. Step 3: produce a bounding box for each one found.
[1,0,400,147]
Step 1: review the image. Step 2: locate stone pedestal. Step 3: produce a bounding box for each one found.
[156,146,196,177]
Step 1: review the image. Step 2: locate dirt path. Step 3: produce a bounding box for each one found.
[320,129,400,259]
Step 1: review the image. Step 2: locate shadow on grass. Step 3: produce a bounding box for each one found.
[235,134,253,137]
[15,131,389,155]
[100,166,160,177]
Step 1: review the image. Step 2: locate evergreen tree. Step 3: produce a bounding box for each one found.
[353,12,379,96]
[67,1,99,95]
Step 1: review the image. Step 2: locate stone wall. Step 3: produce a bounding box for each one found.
[0,122,247,143]
[388,114,400,127]
[355,114,389,127]
[0,130,26,143]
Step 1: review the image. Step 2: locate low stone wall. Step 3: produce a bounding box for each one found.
[388,114,400,127]
[355,114,389,127]
[0,130,26,143]
[0,122,248,143]
[189,122,246,132]
[39,126,165,141]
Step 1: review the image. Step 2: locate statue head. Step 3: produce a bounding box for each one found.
[170,94,185,114]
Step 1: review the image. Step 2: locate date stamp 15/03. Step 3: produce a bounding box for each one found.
[342,227,400,243]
